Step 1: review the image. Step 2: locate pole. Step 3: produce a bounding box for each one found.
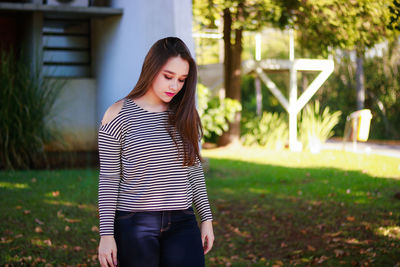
[288,28,299,151]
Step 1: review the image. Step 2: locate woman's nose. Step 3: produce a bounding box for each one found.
[170,79,178,90]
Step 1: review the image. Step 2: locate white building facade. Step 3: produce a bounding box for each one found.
[0,0,195,151]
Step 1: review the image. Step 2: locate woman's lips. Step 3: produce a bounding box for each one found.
[165,92,175,97]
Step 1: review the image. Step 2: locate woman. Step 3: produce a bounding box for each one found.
[97,37,214,267]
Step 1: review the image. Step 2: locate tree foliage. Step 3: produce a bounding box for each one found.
[388,0,400,31]
[193,0,282,32]
[193,0,287,145]
[292,0,396,56]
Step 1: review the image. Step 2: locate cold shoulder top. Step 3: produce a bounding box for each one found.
[97,97,213,236]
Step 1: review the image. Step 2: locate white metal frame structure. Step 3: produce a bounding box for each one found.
[243,58,334,151]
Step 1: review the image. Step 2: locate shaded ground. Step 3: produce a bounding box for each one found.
[208,194,399,266]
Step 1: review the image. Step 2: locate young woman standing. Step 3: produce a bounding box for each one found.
[97,37,214,267]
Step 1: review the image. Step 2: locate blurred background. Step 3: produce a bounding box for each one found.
[1,1,400,266]
[0,0,399,169]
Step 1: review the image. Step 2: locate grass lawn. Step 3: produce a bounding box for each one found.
[1,146,400,266]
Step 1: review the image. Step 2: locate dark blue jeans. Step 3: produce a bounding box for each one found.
[114,207,205,267]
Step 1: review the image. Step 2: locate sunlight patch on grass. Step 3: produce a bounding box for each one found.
[376,226,400,240]
[44,199,97,212]
[221,188,235,194]
[44,199,77,207]
[248,187,270,194]
[202,146,400,179]
[0,182,29,189]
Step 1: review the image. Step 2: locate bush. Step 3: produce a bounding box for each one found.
[197,83,242,143]
[299,100,341,153]
[0,50,64,169]
[241,111,288,150]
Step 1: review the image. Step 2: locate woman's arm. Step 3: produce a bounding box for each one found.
[187,157,214,254]
[97,101,124,266]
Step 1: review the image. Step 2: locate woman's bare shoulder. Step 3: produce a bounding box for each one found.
[101,99,125,126]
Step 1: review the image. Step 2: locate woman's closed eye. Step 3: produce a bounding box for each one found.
[164,75,186,83]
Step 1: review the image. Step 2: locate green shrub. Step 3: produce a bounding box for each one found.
[0,50,64,169]
[197,83,242,142]
[241,111,288,150]
[299,100,341,153]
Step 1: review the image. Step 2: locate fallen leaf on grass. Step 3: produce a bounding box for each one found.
[23,210,31,215]
[74,246,82,251]
[35,218,44,225]
[307,245,316,251]
[15,205,22,209]
[33,257,46,263]
[22,256,32,262]
[15,234,23,238]
[57,210,65,218]
[35,227,43,233]
[1,237,13,244]
[316,255,329,264]
[273,260,284,266]
[52,191,60,197]
[324,231,342,238]
[31,178,37,183]
[334,249,344,257]
[345,238,361,244]
[64,218,81,223]
[347,216,355,222]
[226,224,250,238]
[43,239,52,246]
[291,250,303,255]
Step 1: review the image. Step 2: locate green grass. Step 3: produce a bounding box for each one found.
[0,147,399,266]
[202,147,400,266]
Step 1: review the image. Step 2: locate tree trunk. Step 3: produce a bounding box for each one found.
[356,50,365,110]
[218,4,243,146]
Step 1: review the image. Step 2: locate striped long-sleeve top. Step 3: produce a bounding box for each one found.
[98,97,213,236]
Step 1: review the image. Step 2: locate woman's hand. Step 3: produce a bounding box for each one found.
[98,235,118,267]
[200,220,214,254]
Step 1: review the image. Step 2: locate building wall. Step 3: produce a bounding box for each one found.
[92,0,195,124]
[38,0,195,151]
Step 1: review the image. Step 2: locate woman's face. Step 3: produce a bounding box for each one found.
[150,56,189,104]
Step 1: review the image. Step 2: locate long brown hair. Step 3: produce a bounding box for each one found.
[126,37,203,166]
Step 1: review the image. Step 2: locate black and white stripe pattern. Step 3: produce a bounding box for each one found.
[98,98,213,236]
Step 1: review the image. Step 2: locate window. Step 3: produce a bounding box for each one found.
[42,18,91,77]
